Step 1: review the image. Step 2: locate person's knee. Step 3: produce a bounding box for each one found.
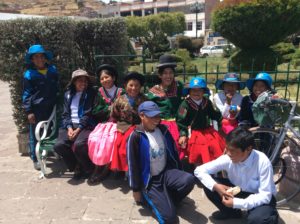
[247,208,278,224]
[73,141,87,154]
[162,211,178,224]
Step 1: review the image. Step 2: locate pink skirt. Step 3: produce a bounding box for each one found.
[88,122,117,166]
[161,120,186,160]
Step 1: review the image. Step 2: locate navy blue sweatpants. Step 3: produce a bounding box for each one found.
[143,169,195,224]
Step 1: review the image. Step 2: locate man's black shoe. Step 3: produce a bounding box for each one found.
[211,210,242,220]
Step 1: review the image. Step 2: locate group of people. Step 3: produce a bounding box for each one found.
[22,44,279,224]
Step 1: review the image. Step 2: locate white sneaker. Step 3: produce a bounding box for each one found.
[33,162,41,171]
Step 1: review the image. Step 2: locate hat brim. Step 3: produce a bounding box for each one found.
[183,86,210,96]
[215,80,246,90]
[96,64,118,79]
[25,51,53,64]
[143,110,161,117]
[124,73,145,86]
[156,63,177,69]
[71,74,95,84]
[246,79,272,91]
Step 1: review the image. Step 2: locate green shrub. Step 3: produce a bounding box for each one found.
[175,49,191,65]
[0,17,127,133]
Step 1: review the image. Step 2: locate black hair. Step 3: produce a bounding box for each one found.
[98,69,118,86]
[157,66,175,76]
[225,126,254,152]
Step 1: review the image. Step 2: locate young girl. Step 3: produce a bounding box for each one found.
[177,77,225,166]
[110,72,147,172]
[239,72,273,128]
[22,44,59,170]
[54,69,96,180]
[146,54,185,159]
[214,73,245,135]
[88,64,124,184]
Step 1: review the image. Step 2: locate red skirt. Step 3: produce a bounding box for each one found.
[187,126,225,165]
[110,125,136,172]
[161,120,186,160]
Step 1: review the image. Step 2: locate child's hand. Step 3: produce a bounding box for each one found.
[133,191,142,204]
[178,136,187,148]
[225,93,233,104]
[27,113,36,124]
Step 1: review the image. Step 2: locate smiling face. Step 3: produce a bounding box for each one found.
[223,82,238,96]
[74,76,88,92]
[125,79,142,98]
[140,113,161,132]
[100,71,115,89]
[252,80,269,97]
[159,67,175,89]
[31,53,47,69]
[226,144,251,163]
[189,88,205,101]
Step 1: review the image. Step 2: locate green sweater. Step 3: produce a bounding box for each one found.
[92,87,125,123]
[176,96,222,137]
[146,80,184,120]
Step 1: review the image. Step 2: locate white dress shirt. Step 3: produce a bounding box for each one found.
[213,92,243,118]
[194,150,276,210]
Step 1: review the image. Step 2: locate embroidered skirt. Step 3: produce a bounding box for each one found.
[187,126,225,165]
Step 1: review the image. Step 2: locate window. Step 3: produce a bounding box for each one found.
[186,22,193,31]
[145,9,154,16]
[157,7,168,13]
[197,21,202,30]
[133,10,142,16]
[120,11,131,17]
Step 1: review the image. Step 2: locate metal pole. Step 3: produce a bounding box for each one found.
[196,11,198,39]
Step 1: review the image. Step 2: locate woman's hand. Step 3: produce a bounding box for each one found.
[67,128,74,140]
[70,128,81,140]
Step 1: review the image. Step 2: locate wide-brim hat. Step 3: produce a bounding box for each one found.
[246,72,273,92]
[183,77,209,96]
[215,72,246,90]
[25,44,53,64]
[156,54,177,69]
[124,71,145,86]
[138,101,161,117]
[70,69,95,84]
[96,64,118,79]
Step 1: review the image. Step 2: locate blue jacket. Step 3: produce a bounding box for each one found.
[126,124,181,192]
[61,87,96,130]
[22,65,58,115]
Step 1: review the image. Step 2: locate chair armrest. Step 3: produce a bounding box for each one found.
[35,105,57,141]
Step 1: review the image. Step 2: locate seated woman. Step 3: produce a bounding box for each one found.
[88,64,124,185]
[54,69,96,180]
[110,72,147,173]
[146,54,185,159]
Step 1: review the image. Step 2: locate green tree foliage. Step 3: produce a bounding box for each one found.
[0,17,127,133]
[126,12,185,59]
[212,0,300,71]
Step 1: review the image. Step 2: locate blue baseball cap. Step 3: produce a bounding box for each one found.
[25,44,53,64]
[138,101,161,117]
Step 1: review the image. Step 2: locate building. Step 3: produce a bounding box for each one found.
[98,0,222,39]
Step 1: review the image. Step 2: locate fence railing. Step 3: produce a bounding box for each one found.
[94,54,300,102]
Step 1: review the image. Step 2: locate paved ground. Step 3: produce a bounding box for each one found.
[0,80,299,224]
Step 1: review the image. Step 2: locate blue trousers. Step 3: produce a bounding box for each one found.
[143,169,196,224]
[203,177,278,224]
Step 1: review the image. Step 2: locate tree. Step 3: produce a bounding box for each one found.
[126,12,185,59]
[212,0,300,71]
